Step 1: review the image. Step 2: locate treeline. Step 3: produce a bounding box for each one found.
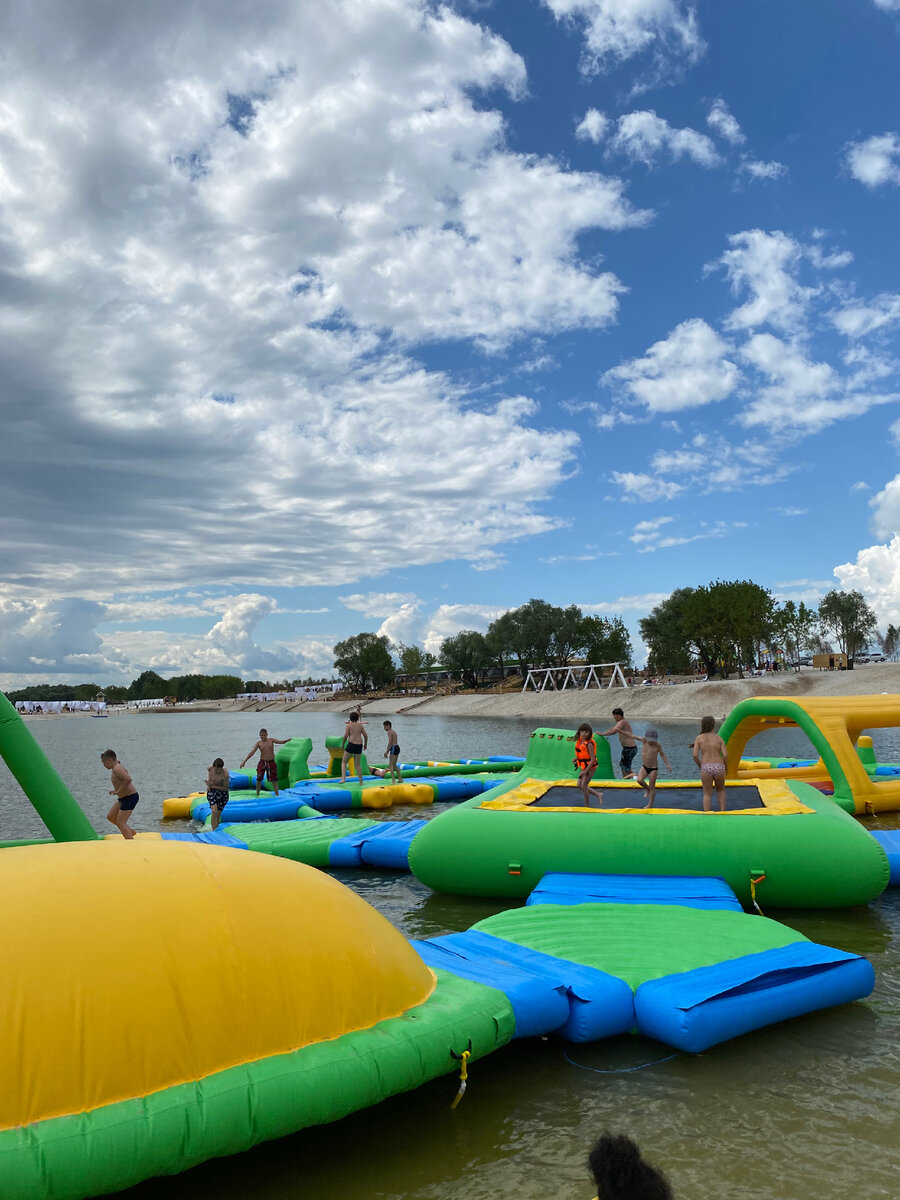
[640,583,883,678]
[6,670,328,706]
[333,599,632,692]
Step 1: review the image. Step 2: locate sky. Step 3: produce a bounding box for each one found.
[2,0,900,685]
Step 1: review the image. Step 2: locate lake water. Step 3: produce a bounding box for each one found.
[3,711,900,1200]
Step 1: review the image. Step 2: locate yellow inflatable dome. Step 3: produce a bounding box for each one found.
[1,838,435,1128]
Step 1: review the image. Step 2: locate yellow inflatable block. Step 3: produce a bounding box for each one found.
[162,794,198,819]
[1,840,434,1128]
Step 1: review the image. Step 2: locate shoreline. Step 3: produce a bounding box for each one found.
[24,663,899,722]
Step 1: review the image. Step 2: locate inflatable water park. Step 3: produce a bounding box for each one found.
[2,689,900,1196]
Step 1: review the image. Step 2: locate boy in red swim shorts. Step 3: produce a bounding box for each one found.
[240,728,290,797]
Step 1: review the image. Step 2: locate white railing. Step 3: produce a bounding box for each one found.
[521,662,630,692]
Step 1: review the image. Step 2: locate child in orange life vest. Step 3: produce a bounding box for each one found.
[573,723,603,807]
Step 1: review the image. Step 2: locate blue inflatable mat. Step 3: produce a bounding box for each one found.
[192,794,323,823]
[635,942,875,1053]
[412,930,634,1042]
[870,830,900,885]
[328,820,427,869]
[527,873,742,911]
[162,830,248,849]
[874,765,900,776]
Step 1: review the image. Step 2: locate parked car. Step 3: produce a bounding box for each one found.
[796,657,813,667]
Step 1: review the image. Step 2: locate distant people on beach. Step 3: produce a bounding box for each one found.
[382,720,402,782]
[573,722,601,806]
[240,728,289,797]
[588,1132,674,1200]
[101,749,138,840]
[692,715,729,812]
[206,757,230,830]
[633,728,671,808]
[599,708,638,778]
[341,712,368,786]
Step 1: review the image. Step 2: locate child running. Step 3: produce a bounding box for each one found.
[382,720,402,783]
[632,728,671,808]
[340,712,368,786]
[206,757,230,830]
[692,715,729,812]
[240,728,290,797]
[573,722,602,807]
[101,749,138,840]
[598,708,638,779]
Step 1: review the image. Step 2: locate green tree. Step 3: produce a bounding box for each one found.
[772,601,818,670]
[243,680,270,692]
[486,599,564,675]
[681,580,774,678]
[333,633,394,692]
[439,630,493,688]
[639,589,697,674]
[818,589,878,662]
[128,670,168,700]
[104,685,129,705]
[397,643,426,678]
[580,615,633,666]
[547,604,586,667]
[883,624,900,661]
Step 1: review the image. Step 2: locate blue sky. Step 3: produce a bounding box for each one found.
[1,0,900,683]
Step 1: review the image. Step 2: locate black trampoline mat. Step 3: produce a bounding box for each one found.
[530,784,766,811]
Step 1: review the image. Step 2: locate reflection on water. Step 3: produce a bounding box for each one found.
[2,713,900,1199]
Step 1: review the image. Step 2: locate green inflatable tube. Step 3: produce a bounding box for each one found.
[0,691,96,842]
[408,728,889,909]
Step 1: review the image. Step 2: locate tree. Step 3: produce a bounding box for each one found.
[772,601,818,669]
[243,680,270,692]
[818,589,877,661]
[397,643,426,678]
[639,589,697,674]
[440,630,493,688]
[486,599,568,675]
[333,632,394,692]
[884,624,900,661]
[681,580,774,678]
[128,670,168,700]
[547,604,586,667]
[580,615,633,666]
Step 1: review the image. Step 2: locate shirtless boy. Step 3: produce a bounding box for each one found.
[206,757,230,830]
[240,728,289,797]
[382,720,402,783]
[692,715,729,812]
[101,749,139,840]
[632,728,671,808]
[341,712,368,786]
[599,708,638,779]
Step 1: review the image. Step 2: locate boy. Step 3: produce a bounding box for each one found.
[340,712,368,786]
[382,720,402,783]
[206,757,230,830]
[599,708,638,778]
[632,729,671,808]
[240,728,290,797]
[101,749,139,840]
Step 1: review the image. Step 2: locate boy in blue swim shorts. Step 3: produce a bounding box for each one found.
[599,708,638,779]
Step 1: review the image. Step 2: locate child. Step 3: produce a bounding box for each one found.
[101,749,138,840]
[692,715,729,812]
[633,728,671,808]
[573,723,602,807]
[206,757,230,831]
[588,1132,674,1200]
[340,712,368,786]
[598,708,638,778]
[382,720,402,783]
[240,728,290,797]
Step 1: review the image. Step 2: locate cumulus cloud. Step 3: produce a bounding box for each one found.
[834,534,900,625]
[422,603,509,656]
[831,293,900,337]
[608,110,720,167]
[541,0,705,80]
[0,0,657,606]
[844,133,900,187]
[716,230,817,333]
[706,98,744,145]
[738,159,787,181]
[575,108,610,142]
[610,472,684,501]
[603,318,739,411]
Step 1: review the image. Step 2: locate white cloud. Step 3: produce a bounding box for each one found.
[844,133,900,187]
[852,481,870,491]
[579,592,671,612]
[541,0,705,79]
[649,436,795,492]
[422,603,509,656]
[603,318,739,412]
[633,519,746,553]
[739,159,787,181]
[630,516,675,542]
[834,534,900,625]
[340,593,420,618]
[610,472,685,501]
[609,110,721,167]
[575,108,610,142]
[707,98,744,145]
[717,230,816,333]
[831,294,900,337]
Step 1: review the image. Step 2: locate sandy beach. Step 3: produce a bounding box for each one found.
[68,661,899,723]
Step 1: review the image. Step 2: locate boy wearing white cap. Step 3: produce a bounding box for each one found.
[633,728,671,808]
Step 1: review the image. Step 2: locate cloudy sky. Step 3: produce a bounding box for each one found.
[2,0,900,685]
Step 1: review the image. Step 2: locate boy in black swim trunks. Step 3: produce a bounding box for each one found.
[633,728,671,808]
[382,720,402,783]
[206,757,230,830]
[101,749,138,840]
[340,712,368,786]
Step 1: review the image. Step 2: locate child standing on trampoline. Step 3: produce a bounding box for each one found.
[633,729,671,808]
[573,723,602,806]
[692,715,729,812]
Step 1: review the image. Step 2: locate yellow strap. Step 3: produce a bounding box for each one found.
[450,1049,471,1110]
